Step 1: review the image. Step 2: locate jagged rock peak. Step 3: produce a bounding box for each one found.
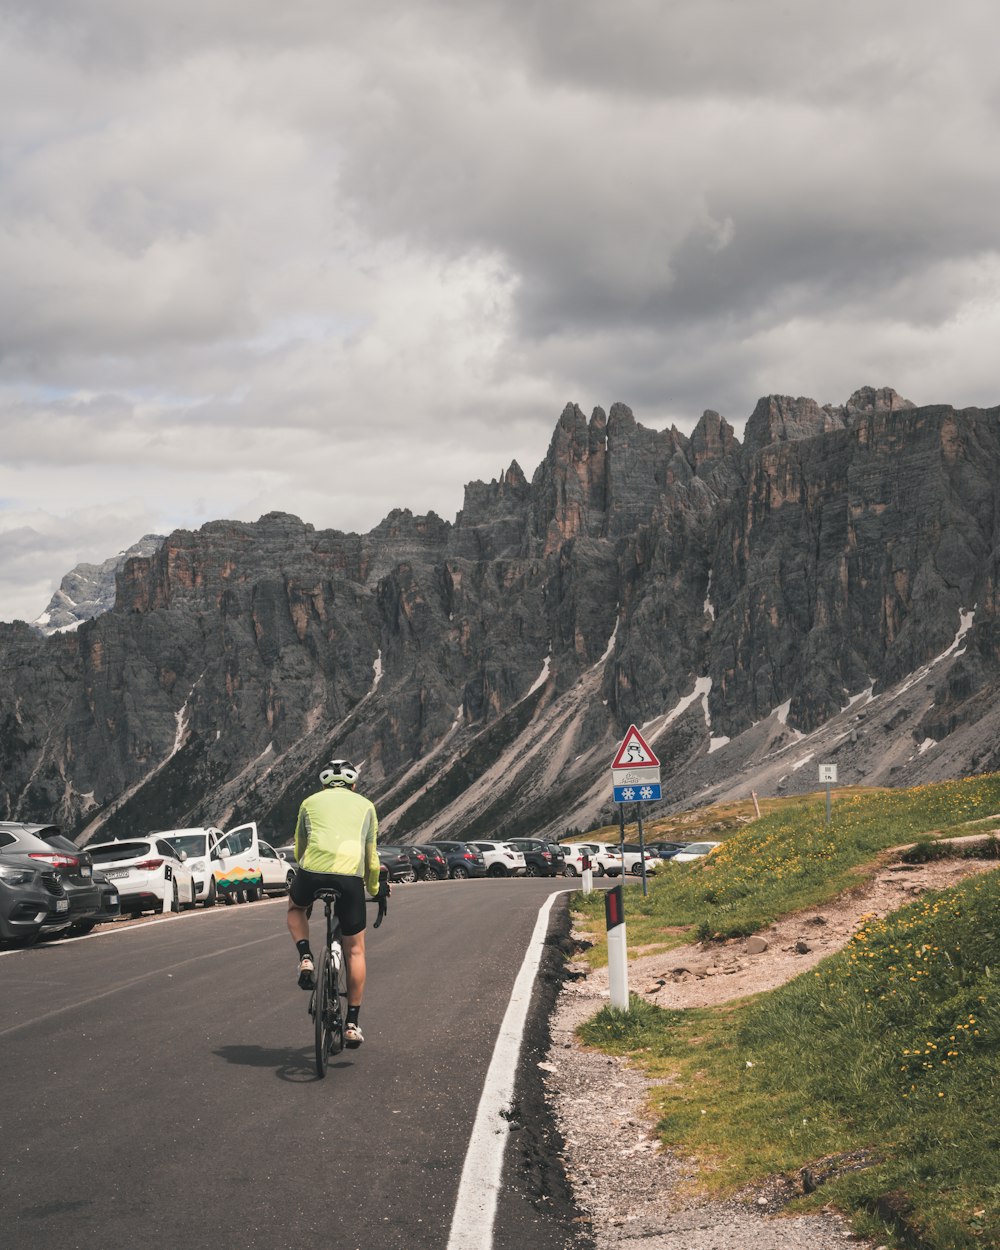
[742,393,848,455]
[845,386,915,416]
[371,508,449,539]
[32,533,165,636]
[691,409,738,468]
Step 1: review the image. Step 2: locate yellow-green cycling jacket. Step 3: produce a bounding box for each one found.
[294,786,381,896]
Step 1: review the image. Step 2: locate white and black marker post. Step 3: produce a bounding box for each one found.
[582,852,593,894]
[819,763,837,825]
[605,883,629,1009]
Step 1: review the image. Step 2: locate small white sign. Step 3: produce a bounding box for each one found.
[819,764,838,784]
[612,767,662,787]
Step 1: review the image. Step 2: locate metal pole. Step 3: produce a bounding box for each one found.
[618,802,627,888]
[636,804,648,897]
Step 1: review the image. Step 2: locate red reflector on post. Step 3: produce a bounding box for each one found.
[604,884,624,931]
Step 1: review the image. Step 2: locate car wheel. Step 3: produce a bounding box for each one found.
[70,919,97,936]
[170,881,180,913]
[525,863,540,877]
[487,864,507,877]
[203,878,217,907]
[563,865,577,877]
[595,865,606,877]
[631,863,644,876]
[285,870,295,891]
[399,868,417,884]
[450,865,470,879]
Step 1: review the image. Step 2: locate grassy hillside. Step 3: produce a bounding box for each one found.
[573,776,1000,956]
[571,775,1000,1248]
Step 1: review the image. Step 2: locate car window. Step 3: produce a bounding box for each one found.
[165,834,208,858]
[156,839,180,858]
[89,841,152,862]
[260,844,276,859]
[225,827,253,855]
[0,832,15,848]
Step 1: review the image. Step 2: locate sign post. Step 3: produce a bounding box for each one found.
[605,884,628,1009]
[611,724,661,897]
[819,763,838,825]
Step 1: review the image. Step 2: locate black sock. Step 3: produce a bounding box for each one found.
[296,940,312,959]
[346,1005,361,1025]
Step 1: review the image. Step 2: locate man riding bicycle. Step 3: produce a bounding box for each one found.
[287,759,383,1048]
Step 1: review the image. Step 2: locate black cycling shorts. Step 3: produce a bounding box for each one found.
[289,870,367,936]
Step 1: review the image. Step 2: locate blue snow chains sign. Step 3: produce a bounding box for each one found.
[613,782,662,803]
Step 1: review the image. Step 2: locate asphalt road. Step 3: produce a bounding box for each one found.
[0,877,591,1250]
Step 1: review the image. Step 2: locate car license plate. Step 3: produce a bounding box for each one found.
[56,899,69,912]
[105,869,129,880]
[81,865,92,877]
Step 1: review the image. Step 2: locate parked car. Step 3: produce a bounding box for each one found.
[376,845,418,882]
[427,840,488,879]
[156,823,263,905]
[559,843,603,876]
[0,845,72,945]
[411,844,448,880]
[645,841,688,860]
[91,872,122,929]
[86,837,197,916]
[669,841,722,863]
[274,844,298,868]
[560,841,622,876]
[0,822,109,936]
[465,840,527,877]
[402,845,431,879]
[504,838,561,877]
[258,841,295,895]
[619,844,661,876]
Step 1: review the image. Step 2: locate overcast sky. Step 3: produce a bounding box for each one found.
[1,1,998,624]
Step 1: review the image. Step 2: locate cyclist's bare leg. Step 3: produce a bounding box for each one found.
[342,930,366,1006]
[287,899,310,944]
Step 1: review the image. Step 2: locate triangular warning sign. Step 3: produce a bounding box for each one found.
[611,724,660,769]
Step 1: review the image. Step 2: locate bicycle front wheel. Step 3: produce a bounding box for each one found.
[313,942,331,1078]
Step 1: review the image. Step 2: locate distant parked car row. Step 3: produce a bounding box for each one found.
[556,839,721,876]
[1,811,724,948]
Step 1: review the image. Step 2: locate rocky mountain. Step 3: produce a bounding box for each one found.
[2,387,1000,848]
[32,535,165,636]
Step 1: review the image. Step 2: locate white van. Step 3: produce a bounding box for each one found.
[158,823,262,906]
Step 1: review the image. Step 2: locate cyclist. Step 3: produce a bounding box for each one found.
[287,759,383,1048]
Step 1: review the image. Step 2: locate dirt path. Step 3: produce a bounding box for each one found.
[543,856,998,1249]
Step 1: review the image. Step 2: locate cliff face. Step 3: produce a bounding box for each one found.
[2,388,1000,846]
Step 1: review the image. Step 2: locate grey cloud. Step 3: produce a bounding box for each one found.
[1,0,998,623]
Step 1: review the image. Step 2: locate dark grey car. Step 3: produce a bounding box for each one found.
[0,842,71,946]
[426,841,488,879]
[0,822,107,937]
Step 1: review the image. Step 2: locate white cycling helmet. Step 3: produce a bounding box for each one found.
[320,759,359,787]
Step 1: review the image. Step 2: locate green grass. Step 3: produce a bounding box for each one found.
[572,774,1000,1248]
[572,775,1000,963]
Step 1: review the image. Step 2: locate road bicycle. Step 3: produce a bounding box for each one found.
[309,880,388,1078]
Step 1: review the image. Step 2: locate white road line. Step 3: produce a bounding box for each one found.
[446,889,564,1250]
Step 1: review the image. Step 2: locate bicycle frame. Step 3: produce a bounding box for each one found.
[307,879,388,1079]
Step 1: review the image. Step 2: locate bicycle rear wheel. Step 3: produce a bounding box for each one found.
[313,942,331,1078]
